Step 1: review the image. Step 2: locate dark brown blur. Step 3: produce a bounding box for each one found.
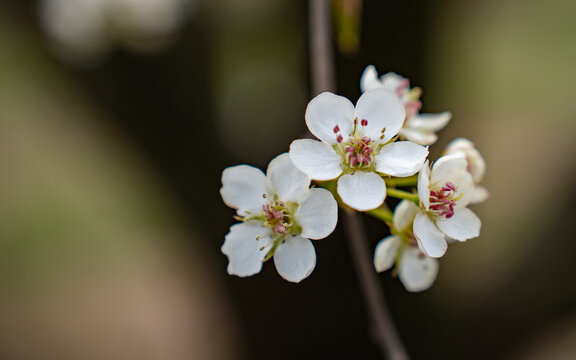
[0,0,575,359]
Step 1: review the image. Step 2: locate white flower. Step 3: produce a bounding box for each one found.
[374,200,439,292]
[414,154,481,258]
[220,153,338,283]
[360,65,451,146]
[445,138,489,204]
[289,88,428,211]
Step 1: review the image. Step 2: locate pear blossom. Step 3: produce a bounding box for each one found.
[374,200,439,292]
[445,138,489,204]
[289,88,428,211]
[360,65,451,146]
[414,154,481,258]
[220,153,338,283]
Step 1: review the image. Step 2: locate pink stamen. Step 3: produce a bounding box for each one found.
[465,156,472,173]
[443,182,456,191]
[262,202,288,234]
[405,100,422,118]
[345,136,373,167]
[429,181,458,218]
[361,119,368,127]
[336,134,343,143]
[333,125,340,133]
[274,223,286,234]
[396,79,410,97]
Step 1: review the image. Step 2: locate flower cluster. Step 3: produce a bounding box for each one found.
[220,65,487,290]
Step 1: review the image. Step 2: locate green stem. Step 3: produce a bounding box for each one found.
[385,175,418,187]
[263,235,284,261]
[386,188,420,204]
[367,207,394,224]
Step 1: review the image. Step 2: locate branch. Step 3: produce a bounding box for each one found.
[343,210,409,360]
[308,1,409,359]
[308,0,335,96]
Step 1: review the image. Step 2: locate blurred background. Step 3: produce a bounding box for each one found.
[0,0,575,359]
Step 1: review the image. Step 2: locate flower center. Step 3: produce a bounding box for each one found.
[333,118,385,171]
[429,181,460,219]
[262,200,294,234]
[345,135,373,167]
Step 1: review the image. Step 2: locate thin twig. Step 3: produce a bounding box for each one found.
[308,0,335,96]
[308,1,409,358]
[343,210,409,360]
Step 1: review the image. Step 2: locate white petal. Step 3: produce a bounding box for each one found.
[305,92,355,145]
[468,151,486,183]
[373,235,401,272]
[337,172,386,211]
[354,88,406,142]
[430,153,468,185]
[417,161,431,211]
[398,247,439,292]
[266,153,310,203]
[408,112,452,131]
[449,171,475,208]
[273,235,316,283]
[375,141,428,177]
[445,138,486,183]
[296,188,338,240]
[470,186,489,204]
[398,128,438,146]
[393,200,419,233]
[221,165,270,216]
[445,137,474,152]
[360,65,381,93]
[379,72,406,93]
[435,207,481,242]
[413,212,447,258]
[430,154,474,207]
[221,223,272,277]
[289,139,342,180]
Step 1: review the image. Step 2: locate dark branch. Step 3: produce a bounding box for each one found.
[308,1,409,358]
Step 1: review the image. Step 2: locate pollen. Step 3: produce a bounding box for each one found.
[429,182,459,218]
[345,136,374,167]
[336,117,378,170]
[262,200,294,234]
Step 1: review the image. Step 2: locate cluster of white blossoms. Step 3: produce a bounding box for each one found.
[221,65,487,289]
[221,154,337,283]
